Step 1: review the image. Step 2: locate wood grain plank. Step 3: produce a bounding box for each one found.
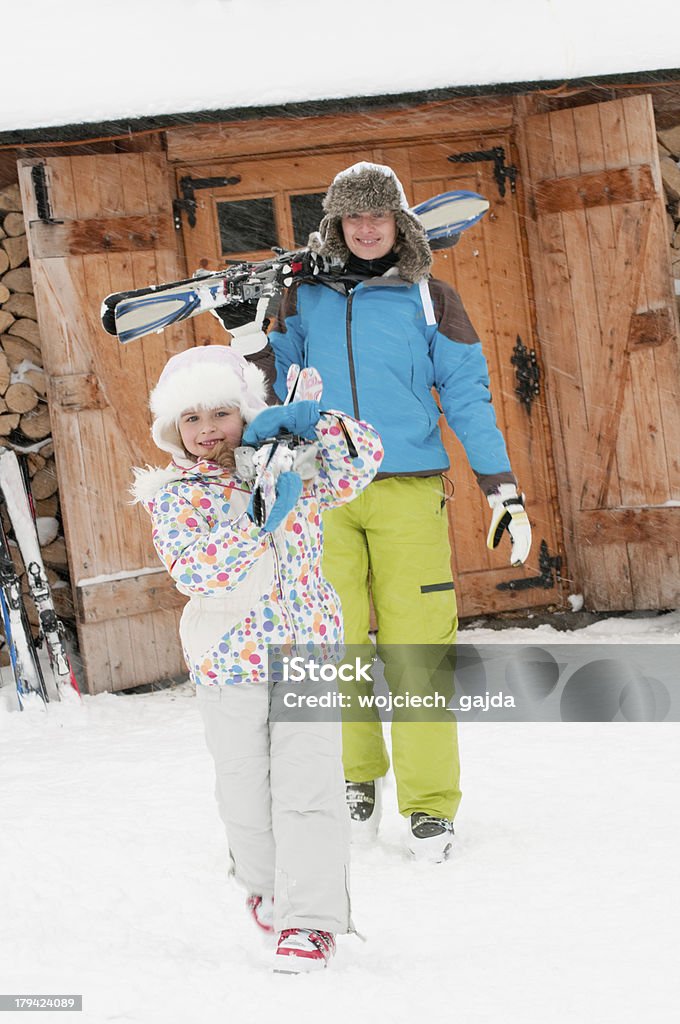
[17,160,105,649]
[150,606,188,683]
[623,97,680,500]
[533,165,656,215]
[578,507,680,544]
[552,104,630,608]
[522,107,630,608]
[76,571,186,624]
[601,97,677,623]
[578,204,650,510]
[77,624,114,695]
[165,98,515,163]
[49,373,106,410]
[521,111,584,566]
[29,214,174,258]
[597,101,657,510]
[478,171,561,592]
[628,307,675,348]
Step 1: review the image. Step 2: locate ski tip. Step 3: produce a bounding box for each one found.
[100,297,119,337]
[413,190,490,241]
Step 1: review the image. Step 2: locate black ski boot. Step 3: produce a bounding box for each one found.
[345,779,382,842]
[407,812,454,863]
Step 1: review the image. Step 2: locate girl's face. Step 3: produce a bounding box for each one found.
[341,210,398,261]
[178,406,244,459]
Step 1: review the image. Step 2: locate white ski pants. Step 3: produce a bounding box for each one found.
[196,682,352,934]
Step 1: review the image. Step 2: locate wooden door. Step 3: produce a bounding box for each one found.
[176,144,563,616]
[522,95,680,610]
[18,154,191,693]
[377,140,562,614]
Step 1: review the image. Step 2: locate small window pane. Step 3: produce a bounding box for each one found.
[291,193,326,247]
[217,198,276,254]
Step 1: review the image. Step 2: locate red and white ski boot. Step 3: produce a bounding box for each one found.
[246,894,275,935]
[273,928,336,973]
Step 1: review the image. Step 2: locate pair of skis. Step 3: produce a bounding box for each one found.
[100,190,490,346]
[0,448,80,711]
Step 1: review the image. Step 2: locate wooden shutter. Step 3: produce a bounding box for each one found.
[18,153,192,692]
[523,96,680,609]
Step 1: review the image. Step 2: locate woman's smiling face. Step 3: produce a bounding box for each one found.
[341,210,398,261]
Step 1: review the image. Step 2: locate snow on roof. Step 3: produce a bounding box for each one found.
[2,0,679,134]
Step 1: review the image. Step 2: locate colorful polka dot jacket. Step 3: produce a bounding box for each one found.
[134,412,383,686]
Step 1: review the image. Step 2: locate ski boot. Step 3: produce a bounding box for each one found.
[273,928,336,973]
[246,894,275,935]
[407,812,454,863]
[345,778,382,842]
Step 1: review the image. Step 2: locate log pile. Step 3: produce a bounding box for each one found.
[658,124,680,316]
[0,181,74,664]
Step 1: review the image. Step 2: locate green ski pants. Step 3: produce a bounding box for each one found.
[322,476,462,821]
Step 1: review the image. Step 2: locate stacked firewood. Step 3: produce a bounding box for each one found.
[0,181,74,663]
[658,124,680,316]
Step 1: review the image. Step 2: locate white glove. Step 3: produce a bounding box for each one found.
[214,297,270,356]
[234,441,319,485]
[486,483,532,566]
[292,441,320,483]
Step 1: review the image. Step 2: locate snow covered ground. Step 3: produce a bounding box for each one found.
[1,611,679,1023]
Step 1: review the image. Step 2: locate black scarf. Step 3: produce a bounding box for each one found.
[341,250,399,291]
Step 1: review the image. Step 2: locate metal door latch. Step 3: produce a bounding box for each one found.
[173,175,241,229]
[511,335,540,414]
[447,146,517,198]
[496,540,562,591]
[31,164,62,225]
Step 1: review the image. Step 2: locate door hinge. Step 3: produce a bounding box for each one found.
[511,335,540,414]
[496,540,562,592]
[173,175,241,229]
[31,164,62,225]
[447,146,517,199]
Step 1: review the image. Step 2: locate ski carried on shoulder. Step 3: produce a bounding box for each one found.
[101,190,489,346]
[235,365,323,529]
[0,448,81,707]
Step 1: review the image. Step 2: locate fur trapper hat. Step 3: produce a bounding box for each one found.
[312,162,433,283]
[149,345,268,461]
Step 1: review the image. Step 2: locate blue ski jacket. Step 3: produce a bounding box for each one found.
[267,273,515,491]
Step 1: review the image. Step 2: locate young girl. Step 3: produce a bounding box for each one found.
[132,345,383,972]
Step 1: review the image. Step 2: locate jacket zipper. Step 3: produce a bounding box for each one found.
[269,534,298,645]
[345,291,361,419]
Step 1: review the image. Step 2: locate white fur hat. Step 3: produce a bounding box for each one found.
[149,345,268,460]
